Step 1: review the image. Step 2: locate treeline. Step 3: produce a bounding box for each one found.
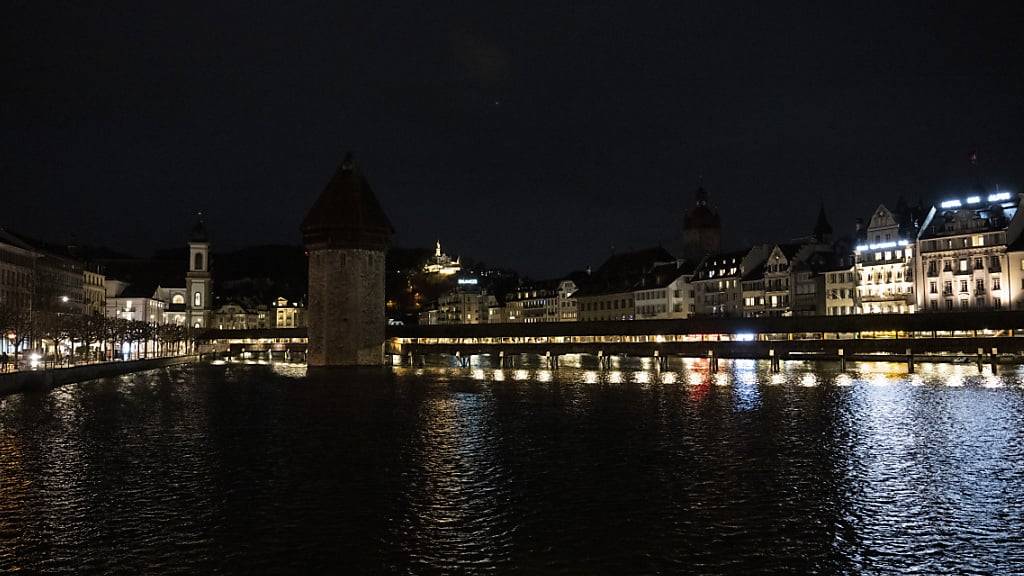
[0,307,190,365]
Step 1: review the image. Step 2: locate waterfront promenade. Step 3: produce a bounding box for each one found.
[0,355,198,396]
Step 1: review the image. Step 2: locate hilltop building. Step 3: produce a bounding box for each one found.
[423,240,461,276]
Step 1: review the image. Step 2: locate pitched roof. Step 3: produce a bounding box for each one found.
[302,154,394,250]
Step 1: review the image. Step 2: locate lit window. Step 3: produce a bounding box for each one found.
[194,292,202,307]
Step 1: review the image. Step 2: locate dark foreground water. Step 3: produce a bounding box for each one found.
[2,359,1023,575]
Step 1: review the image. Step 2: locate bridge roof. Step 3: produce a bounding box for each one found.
[389,311,1024,339]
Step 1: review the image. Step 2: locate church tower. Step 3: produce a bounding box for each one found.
[682,181,722,260]
[302,153,394,366]
[186,214,211,328]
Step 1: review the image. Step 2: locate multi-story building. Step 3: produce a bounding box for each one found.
[273,296,307,328]
[916,191,1022,312]
[211,302,268,330]
[575,287,636,322]
[855,204,917,314]
[633,261,695,319]
[823,264,858,315]
[740,268,766,317]
[433,281,498,325]
[692,246,771,316]
[0,228,37,315]
[504,279,577,323]
[153,286,188,325]
[83,266,106,316]
[105,286,167,324]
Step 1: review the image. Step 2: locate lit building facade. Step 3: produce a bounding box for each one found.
[855,204,916,313]
[633,261,695,319]
[186,218,212,328]
[423,240,461,276]
[824,264,858,315]
[916,192,1022,312]
[273,296,307,328]
[504,280,577,323]
[692,246,770,317]
[83,267,107,316]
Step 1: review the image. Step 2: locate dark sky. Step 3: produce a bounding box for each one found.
[3,2,1022,278]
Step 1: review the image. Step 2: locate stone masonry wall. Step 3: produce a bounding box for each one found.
[307,248,385,366]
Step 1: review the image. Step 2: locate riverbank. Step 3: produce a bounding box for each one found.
[0,355,198,396]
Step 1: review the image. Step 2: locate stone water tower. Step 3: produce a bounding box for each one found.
[302,154,393,366]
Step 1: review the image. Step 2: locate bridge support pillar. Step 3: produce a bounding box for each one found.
[838,348,846,371]
[991,347,998,375]
[977,347,985,372]
[906,348,914,374]
[708,349,718,373]
[498,351,506,368]
[769,349,780,373]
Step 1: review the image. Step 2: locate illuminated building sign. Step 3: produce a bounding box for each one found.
[855,239,909,252]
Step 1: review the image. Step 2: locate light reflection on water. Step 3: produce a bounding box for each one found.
[1,360,1023,574]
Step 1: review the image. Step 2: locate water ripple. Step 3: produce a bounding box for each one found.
[1,361,1023,574]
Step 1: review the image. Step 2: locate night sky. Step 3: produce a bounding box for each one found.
[4,2,1022,278]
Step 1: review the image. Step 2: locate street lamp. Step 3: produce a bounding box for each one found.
[61,295,69,303]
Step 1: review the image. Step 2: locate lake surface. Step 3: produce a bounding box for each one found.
[2,359,1023,574]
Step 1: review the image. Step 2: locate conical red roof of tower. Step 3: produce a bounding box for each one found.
[302,154,394,250]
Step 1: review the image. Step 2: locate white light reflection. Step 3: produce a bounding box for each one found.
[982,375,1004,388]
[800,373,818,387]
[584,371,598,384]
[835,373,853,387]
[714,373,729,387]
[869,374,892,387]
[472,369,486,381]
[633,371,650,384]
[687,371,704,386]
[769,373,786,386]
[945,374,965,387]
[537,369,553,383]
[608,371,622,384]
[514,369,529,381]
[493,369,505,382]
[660,372,677,384]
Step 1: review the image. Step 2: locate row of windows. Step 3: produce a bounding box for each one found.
[580,299,635,312]
[923,234,1003,252]
[928,297,1002,311]
[926,256,1002,274]
[928,278,1001,295]
[827,272,856,283]
[0,267,31,288]
[637,290,667,300]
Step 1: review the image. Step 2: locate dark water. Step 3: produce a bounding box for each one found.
[2,359,1023,575]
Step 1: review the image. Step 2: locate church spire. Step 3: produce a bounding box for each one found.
[813,202,833,243]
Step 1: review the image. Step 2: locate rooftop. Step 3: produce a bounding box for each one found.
[302,154,394,250]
